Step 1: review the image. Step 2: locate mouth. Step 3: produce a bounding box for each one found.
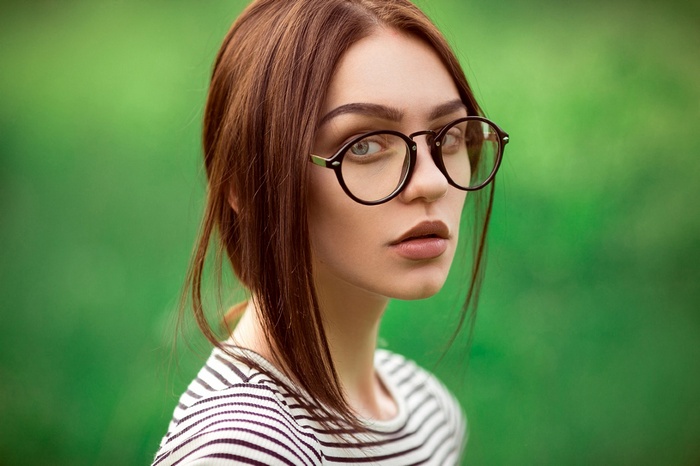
[391,220,450,245]
[389,221,450,260]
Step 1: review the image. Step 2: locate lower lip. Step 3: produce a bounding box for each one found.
[391,237,448,260]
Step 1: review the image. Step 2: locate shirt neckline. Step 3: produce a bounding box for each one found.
[217,344,409,432]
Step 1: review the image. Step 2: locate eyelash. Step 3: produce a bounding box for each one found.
[333,130,376,151]
[336,125,446,148]
[324,114,466,155]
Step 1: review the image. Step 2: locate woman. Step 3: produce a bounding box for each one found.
[153,0,508,464]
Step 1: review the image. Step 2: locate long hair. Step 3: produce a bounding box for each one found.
[184,0,493,428]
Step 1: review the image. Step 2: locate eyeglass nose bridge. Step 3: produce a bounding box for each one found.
[407,129,447,175]
[408,129,437,148]
[407,129,444,161]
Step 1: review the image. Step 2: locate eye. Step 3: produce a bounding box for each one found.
[349,139,382,157]
[344,134,394,163]
[441,126,464,153]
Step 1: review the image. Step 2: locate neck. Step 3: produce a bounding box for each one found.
[231,272,398,421]
[312,264,398,421]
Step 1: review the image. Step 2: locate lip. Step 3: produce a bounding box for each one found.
[389,220,450,260]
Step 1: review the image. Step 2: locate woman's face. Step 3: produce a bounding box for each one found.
[308,28,468,302]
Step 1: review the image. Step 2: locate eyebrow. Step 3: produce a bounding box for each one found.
[427,99,467,120]
[318,99,467,127]
[318,103,403,127]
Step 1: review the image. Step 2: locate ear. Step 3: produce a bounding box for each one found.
[228,186,240,214]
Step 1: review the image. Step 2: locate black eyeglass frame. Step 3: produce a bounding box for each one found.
[309,116,510,206]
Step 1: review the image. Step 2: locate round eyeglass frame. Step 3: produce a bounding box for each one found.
[309,116,510,206]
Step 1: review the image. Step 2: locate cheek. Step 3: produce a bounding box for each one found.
[307,168,385,269]
[449,190,468,225]
[459,191,468,216]
[307,169,357,257]
[309,201,375,257]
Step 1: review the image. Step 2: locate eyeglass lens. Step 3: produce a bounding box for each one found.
[340,119,501,203]
[341,133,411,203]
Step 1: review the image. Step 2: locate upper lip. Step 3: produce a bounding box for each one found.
[391,220,450,245]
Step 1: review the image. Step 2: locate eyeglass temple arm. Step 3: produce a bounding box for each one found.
[309,154,340,168]
[483,131,509,145]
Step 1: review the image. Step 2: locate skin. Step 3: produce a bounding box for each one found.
[234,27,467,421]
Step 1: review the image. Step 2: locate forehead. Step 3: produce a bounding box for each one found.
[321,28,461,121]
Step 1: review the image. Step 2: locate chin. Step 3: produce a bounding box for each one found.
[390,276,447,301]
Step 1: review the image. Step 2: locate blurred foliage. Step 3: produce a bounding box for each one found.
[1,0,698,465]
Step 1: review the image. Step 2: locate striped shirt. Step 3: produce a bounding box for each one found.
[153,345,466,465]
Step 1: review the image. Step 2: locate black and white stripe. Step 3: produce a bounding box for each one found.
[153,347,466,465]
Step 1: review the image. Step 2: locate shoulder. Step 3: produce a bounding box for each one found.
[153,347,323,466]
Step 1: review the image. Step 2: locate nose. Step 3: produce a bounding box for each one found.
[398,132,449,204]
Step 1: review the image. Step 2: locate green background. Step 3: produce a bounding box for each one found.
[1,1,698,464]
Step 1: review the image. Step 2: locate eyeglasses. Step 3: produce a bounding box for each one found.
[309,116,509,205]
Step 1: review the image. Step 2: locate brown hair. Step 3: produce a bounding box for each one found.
[184,0,493,427]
